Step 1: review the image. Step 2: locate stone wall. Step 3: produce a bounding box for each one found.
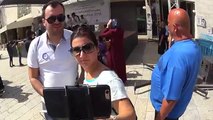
[195,0,213,38]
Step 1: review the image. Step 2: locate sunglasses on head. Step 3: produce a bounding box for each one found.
[69,43,95,56]
[45,14,65,24]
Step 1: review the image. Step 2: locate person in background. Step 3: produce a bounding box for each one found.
[6,40,16,67]
[15,40,24,66]
[80,15,88,25]
[71,12,80,29]
[36,20,45,36]
[100,19,127,83]
[25,30,34,53]
[0,75,4,96]
[98,36,107,65]
[27,1,80,119]
[65,14,72,30]
[158,21,167,55]
[70,26,136,120]
[150,8,202,120]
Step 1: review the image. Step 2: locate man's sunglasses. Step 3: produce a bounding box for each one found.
[45,14,65,24]
[69,43,95,56]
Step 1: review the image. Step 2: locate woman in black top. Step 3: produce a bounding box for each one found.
[158,21,167,55]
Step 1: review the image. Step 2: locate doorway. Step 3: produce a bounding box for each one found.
[136,2,147,35]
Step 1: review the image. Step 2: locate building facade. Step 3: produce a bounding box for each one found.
[0,0,212,56]
[195,0,213,39]
[0,5,42,44]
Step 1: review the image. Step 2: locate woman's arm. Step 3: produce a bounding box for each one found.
[100,28,113,38]
[110,98,136,120]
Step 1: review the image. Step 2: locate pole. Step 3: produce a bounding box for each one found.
[168,0,179,12]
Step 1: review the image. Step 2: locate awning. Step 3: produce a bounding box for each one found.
[0,0,67,5]
[8,14,34,29]
[0,26,7,34]
[0,14,34,34]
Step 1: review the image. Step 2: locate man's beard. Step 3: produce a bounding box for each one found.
[50,27,63,36]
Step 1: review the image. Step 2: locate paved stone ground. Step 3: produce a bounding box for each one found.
[0,38,213,120]
[0,51,44,120]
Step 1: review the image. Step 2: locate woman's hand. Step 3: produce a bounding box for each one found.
[112,98,136,120]
[106,19,112,28]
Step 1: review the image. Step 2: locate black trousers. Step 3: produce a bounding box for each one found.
[9,55,14,66]
[17,51,22,65]
[155,110,179,120]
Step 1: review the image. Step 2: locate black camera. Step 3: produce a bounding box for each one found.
[111,19,118,28]
[43,85,111,119]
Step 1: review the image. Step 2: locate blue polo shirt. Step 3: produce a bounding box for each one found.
[150,39,202,118]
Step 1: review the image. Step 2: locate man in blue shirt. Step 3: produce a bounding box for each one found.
[150,8,202,120]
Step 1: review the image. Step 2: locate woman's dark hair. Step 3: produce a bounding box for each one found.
[71,26,98,47]
[42,0,65,18]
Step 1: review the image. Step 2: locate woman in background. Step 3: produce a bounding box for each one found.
[100,19,127,83]
[158,21,167,55]
[6,40,15,67]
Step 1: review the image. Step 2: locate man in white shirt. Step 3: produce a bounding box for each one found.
[65,14,72,30]
[27,1,79,119]
[80,15,88,25]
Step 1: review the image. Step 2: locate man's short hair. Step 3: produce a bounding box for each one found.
[42,0,65,18]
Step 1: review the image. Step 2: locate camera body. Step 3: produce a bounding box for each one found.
[43,85,111,119]
[111,19,118,28]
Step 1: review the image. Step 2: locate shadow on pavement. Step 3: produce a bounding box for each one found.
[0,57,9,60]
[125,79,150,86]
[127,70,143,78]
[0,79,32,102]
[11,64,27,67]
[135,89,150,95]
